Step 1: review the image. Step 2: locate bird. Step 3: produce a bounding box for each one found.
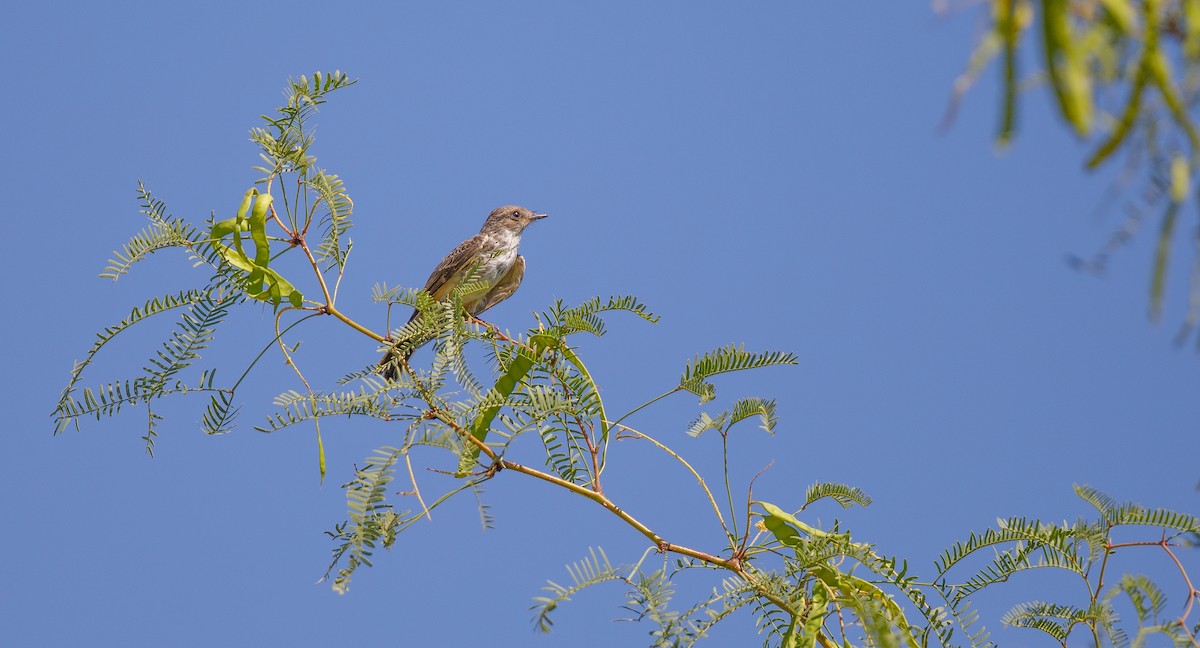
[379,205,547,380]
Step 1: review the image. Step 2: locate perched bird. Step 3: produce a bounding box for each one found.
[379,205,547,380]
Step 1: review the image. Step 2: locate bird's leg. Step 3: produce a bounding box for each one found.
[470,315,512,344]
[469,314,503,342]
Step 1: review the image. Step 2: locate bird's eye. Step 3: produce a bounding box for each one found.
[511,211,521,219]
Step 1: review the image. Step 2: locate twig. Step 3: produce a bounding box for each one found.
[611,422,730,539]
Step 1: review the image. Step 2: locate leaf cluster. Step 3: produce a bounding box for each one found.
[952,0,1200,344]
[56,71,1200,648]
[935,484,1200,647]
[53,71,357,455]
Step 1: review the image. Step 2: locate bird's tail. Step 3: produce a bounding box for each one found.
[378,347,415,382]
[378,308,423,381]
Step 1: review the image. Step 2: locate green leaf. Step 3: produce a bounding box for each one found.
[1150,201,1179,322]
[1147,49,1200,152]
[246,189,272,293]
[935,516,1095,596]
[142,294,233,389]
[804,482,873,510]
[1099,0,1136,33]
[1070,483,1197,531]
[995,0,1022,148]
[251,71,357,185]
[758,501,854,546]
[730,397,778,434]
[1042,0,1093,136]
[685,411,729,438]
[1106,574,1166,627]
[316,425,326,483]
[309,169,354,270]
[459,333,558,475]
[1087,0,1157,168]
[324,444,403,594]
[679,344,798,404]
[811,564,921,648]
[101,182,204,280]
[531,547,622,633]
[759,501,806,548]
[209,189,303,308]
[558,343,610,443]
[1171,154,1191,203]
[1186,0,1200,58]
[798,580,832,648]
[256,388,392,433]
[1000,600,1096,641]
[539,295,661,340]
[200,389,239,435]
[54,289,213,433]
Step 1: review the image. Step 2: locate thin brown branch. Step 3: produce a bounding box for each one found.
[546,355,603,494]
[266,196,297,241]
[274,306,312,391]
[413,336,831,644]
[429,407,833,642]
[404,452,432,522]
[739,461,774,558]
[612,423,729,538]
[1161,540,1200,646]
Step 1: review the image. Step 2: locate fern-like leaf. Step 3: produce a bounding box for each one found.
[729,397,778,434]
[257,388,392,433]
[1104,503,1200,535]
[54,373,230,443]
[547,295,661,331]
[201,389,239,435]
[685,411,729,438]
[1000,600,1095,642]
[143,405,162,457]
[1070,484,1198,533]
[308,169,353,270]
[101,220,200,280]
[469,480,494,531]
[1106,574,1167,628]
[100,181,204,280]
[142,294,232,389]
[934,517,1091,579]
[531,547,623,632]
[928,584,996,648]
[53,289,211,433]
[804,482,873,510]
[621,568,696,647]
[679,344,798,403]
[323,445,404,594]
[251,71,356,181]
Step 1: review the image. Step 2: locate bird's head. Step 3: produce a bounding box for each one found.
[481,205,548,235]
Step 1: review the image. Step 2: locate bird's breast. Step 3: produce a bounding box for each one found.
[479,248,518,283]
[474,231,521,286]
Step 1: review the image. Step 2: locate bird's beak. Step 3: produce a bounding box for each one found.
[531,212,548,221]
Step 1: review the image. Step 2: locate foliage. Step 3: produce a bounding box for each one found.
[935,484,1200,647]
[948,0,1200,344]
[54,73,1199,647]
[52,70,356,460]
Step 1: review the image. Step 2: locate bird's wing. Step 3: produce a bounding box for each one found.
[423,234,485,300]
[470,254,524,316]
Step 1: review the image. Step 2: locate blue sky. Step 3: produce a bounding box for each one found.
[3,2,1197,646]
